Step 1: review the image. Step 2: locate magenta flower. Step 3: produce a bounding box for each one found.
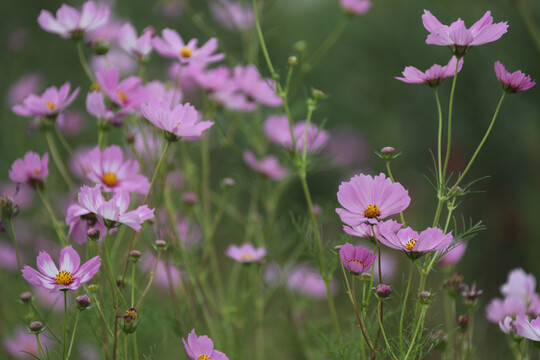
[37,1,110,40]
[494,61,536,93]
[231,65,282,107]
[341,0,372,16]
[486,297,527,323]
[517,313,540,341]
[153,29,225,65]
[210,0,254,31]
[6,73,43,107]
[343,219,402,239]
[22,246,100,292]
[438,241,467,267]
[264,115,329,153]
[96,67,148,110]
[225,243,266,263]
[339,243,375,274]
[66,203,108,244]
[422,10,508,56]
[396,56,464,87]
[193,66,235,92]
[118,23,154,60]
[77,185,155,231]
[378,224,453,258]
[12,82,79,118]
[500,268,537,300]
[84,145,150,194]
[86,91,125,125]
[140,99,213,142]
[9,152,49,187]
[183,329,229,360]
[243,151,288,180]
[336,173,410,227]
[4,327,53,359]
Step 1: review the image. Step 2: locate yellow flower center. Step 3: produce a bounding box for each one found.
[405,238,418,251]
[55,270,73,285]
[102,172,118,187]
[125,309,138,319]
[198,355,211,360]
[347,259,365,267]
[364,204,380,219]
[46,101,56,110]
[32,169,40,175]
[117,90,127,103]
[240,253,254,261]
[180,47,192,58]
[90,82,101,92]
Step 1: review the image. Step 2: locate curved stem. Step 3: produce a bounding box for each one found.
[441,59,460,182]
[399,262,414,358]
[306,17,349,70]
[135,252,161,308]
[351,276,375,352]
[252,0,275,76]
[143,141,171,205]
[66,310,80,360]
[35,334,46,360]
[7,217,21,273]
[451,92,506,192]
[76,41,95,82]
[45,130,76,194]
[404,305,428,359]
[377,300,398,360]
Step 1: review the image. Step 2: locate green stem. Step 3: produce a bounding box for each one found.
[7,217,21,273]
[77,41,95,82]
[306,17,349,69]
[450,92,507,192]
[514,0,540,56]
[62,290,67,360]
[399,262,414,358]
[441,58,460,182]
[54,125,86,174]
[66,310,80,360]
[434,87,443,188]
[404,305,428,360]
[45,130,76,194]
[143,141,171,205]
[351,276,375,352]
[132,333,139,360]
[36,186,67,246]
[252,0,275,76]
[377,300,398,360]
[36,334,46,360]
[131,263,136,308]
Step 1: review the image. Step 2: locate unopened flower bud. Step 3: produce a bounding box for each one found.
[182,192,198,204]
[91,40,110,55]
[418,291,432,305]
[120,308,138,334]
[20,292,32,303]
[312,89,325,100]
[420,291,431,298]
[458,314,469,330]
[29,321,43,333]
[381,147,395,155]
[376,284,392,298]
[444,272,463,297]
[76,294,91,310]
[129,250,142,263]
[155,240,167,250]
[222,178,235,188]
[87,228,100,241]
[288,56,298,67]
[0,194,18,219]
[333,245,343,251]
[360,272,372,282]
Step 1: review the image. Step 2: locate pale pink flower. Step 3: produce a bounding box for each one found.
[37,1,110,40]
[66,203,108,244]
[499,316,517,334]
[343,219,402,239]
[396,56,464,86]
[486,296,527,323]
[85,16,123,44]
[210,0,254,31]
[84,145,150,194]
[501,268,537,300]
[378,224,453,258]
[243,151,288,180]
[494,61,536,93]
[76,184,154,231]
[0,242,18,271]
[12,82,79,118]
[225,243,266,263]
[4,327,53,359]
[422,10,508,55]
[183,329,229,360]
[516,313,540,341]
[286,264,338,299]
[6,73,44,107]
[141,255,182,289]
[341,0,372,16]
[438,241,467,267]
[96,67,148,110]
[118,23,154,60]
[327,126,369,166]
[153,29,225,65]
[144,80,184,108]
[22,245,100,292]
[86,91,126,125]
[193,66,235,92]
[231,65,282,107]
[264,115,329,153]
[9,152,49,187]
[336,173,410,227]
[91,49,138,76]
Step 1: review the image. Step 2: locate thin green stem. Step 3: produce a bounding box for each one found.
[7,217,21,273]
[434,87,443,188]
[351,276,375,352]
[77,41,95,82]
[301,101,316,168]
[36,334,46,360]
[62,290,67,360]
[131,263,136,308]
[377,300,398,360]
[45,130,76,193]
[252,0,275,76]
[399,262,414,358]
[404,305,428,360]
[306,17,349,69]
[135,252,161,308]
[441,58,460,182]
[143,141,171,205]
[132,333,139,360]
[451,92,507,192]
[36,186,67,246]
[54,125,86,174]
[66,310,80,360]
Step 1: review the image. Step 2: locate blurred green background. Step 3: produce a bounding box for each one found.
[0,0,539,358]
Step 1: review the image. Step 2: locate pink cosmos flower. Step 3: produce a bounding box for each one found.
[486,297,527,323]
[140,99,213,142]
[225,243,266,263]
[66,203,108,244]
[153,29,225,65]
[12,82,79,118]
[56,110,86,136]
[91,49,138,76]
[84,145,150,194]
[378,224,453,258]
[6,73,44,107]
[494,61,536,93]
[396,56,464,86]
[341,0,372,16]
[336,173,410,227]
[4,327,53,359]
[286,264,338,299]
[264,115,329,153]
[343,219,402,239]
[183,329,229,360]
[96,67,148,110]
[9,152,49,186]
[438,241,467,267]
[339,243,375,274]
[499,316,517,334]
[193,66,235,92]
[500,268,537,300]
[422,10,508,55]
[76,184,155,231]
[86,91,125,126]
[144,80,184,109]
[118,23,154,60]
[517,313,540,341]
[231,65,282,107]
[22,245,100,292]
[210,0,254,31]
[243,151,288,180]
[38,1,110,40]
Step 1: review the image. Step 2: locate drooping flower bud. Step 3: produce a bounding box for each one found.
[376,284,392,299]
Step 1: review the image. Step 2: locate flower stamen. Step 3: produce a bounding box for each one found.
[405,238,418,251]
[117,90,127,103]
[55,270,73,285]
[46,101,56,110]
[364,204,380,219]
[197,355,211,360]
[102,172,118,187]
[180,47,192,58]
